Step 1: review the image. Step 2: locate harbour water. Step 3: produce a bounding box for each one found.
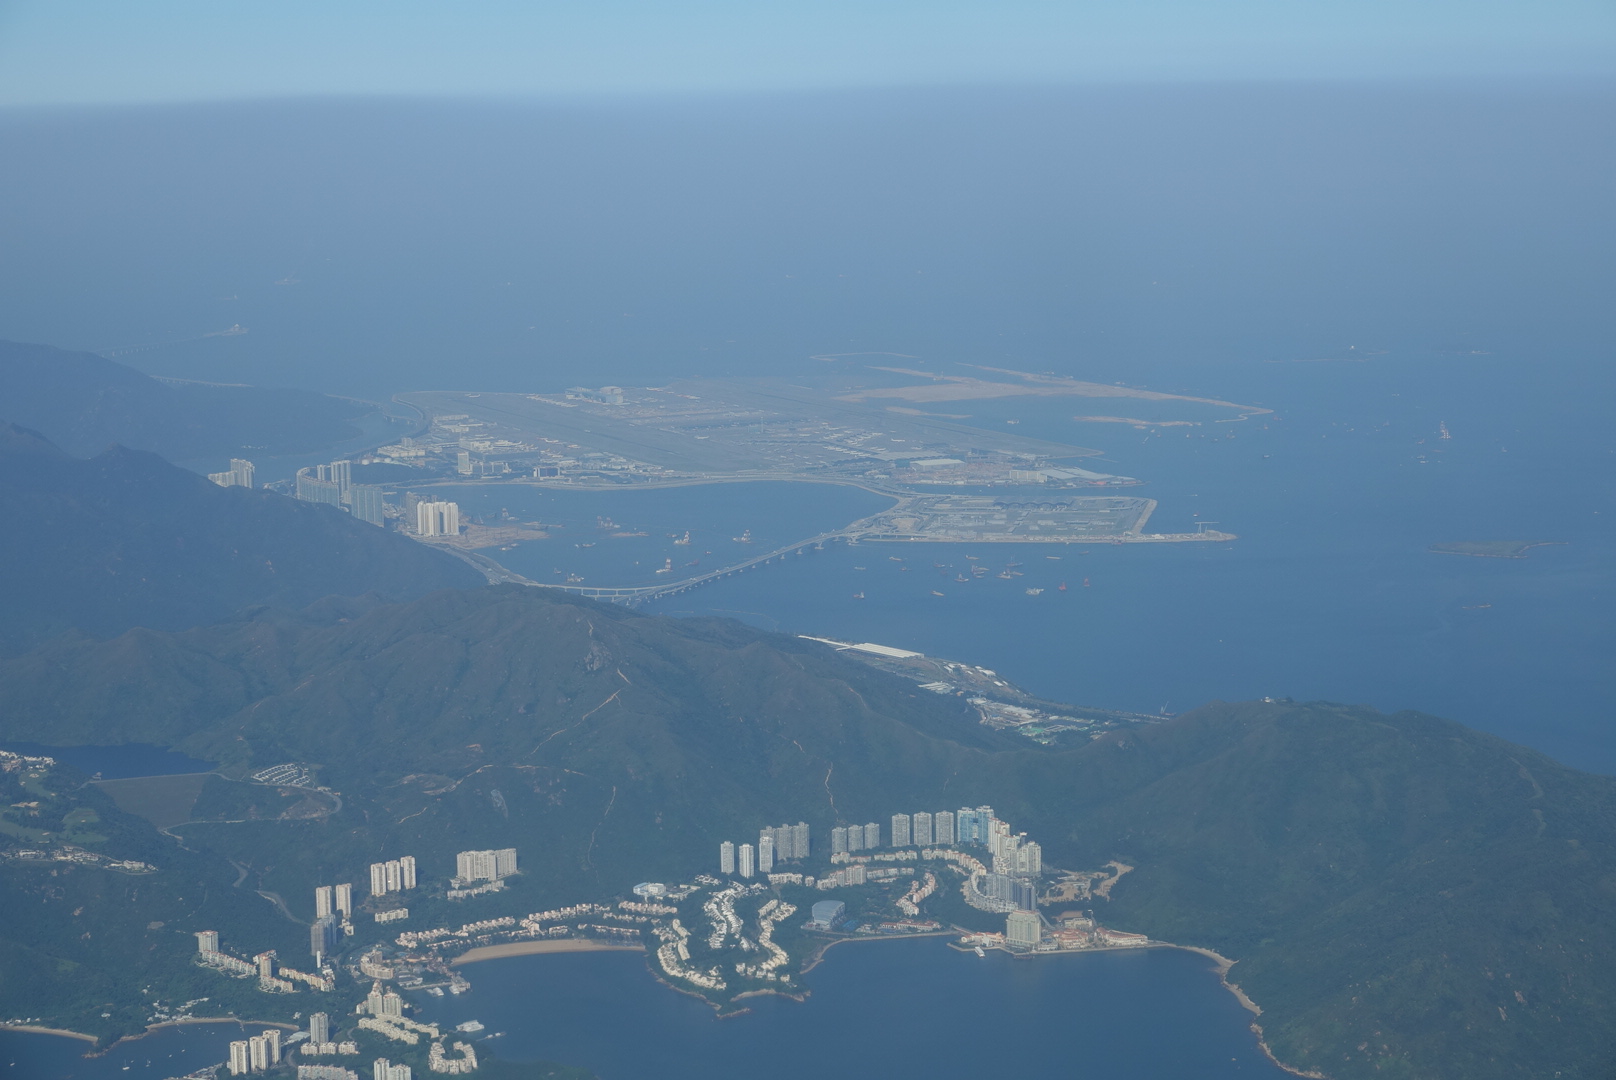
[0,1022,249,1080]
[432,480,891,589]
[0,943,1292,1080]
[1,88,1610,1077]
[421,939,1294,1080]
[407,353,1616,771]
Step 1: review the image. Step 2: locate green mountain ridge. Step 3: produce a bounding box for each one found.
[0,422,483,653]
[0,339,373,461]
[0,586,1611,1078]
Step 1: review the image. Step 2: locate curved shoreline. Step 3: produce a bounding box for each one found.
[452,938,645,966]
[799,928,955,978]
[9,935,1322,1078]
[0,1023,95,1044]
[1163,945,1326,1080]
[2,1016,295,1057]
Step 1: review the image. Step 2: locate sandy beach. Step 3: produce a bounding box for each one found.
[0,1023,96,1043]
[452,939,645,966]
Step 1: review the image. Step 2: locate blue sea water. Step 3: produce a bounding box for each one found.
[0,944,1290,1080]
[420,940,1293,1080]
[432,480,891,588]
[0,1022,248,1080]
[0,87,1611,1075]
[408,354,1616,771]
[0,89,1609,763]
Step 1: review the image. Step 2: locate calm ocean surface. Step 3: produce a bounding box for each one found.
[421,940,1293,1080]
[418,355,1615,772]
[1,90,1610,1078]
[0,943,1291,1080]
[0,1022,250,1080]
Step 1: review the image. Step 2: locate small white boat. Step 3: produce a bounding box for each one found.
[974,945,986,957]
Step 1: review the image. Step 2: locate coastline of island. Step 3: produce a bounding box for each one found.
[451,939,645,965]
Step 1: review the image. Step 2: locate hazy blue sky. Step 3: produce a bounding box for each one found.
[1,0,1613,105]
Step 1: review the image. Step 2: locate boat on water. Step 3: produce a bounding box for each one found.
[997,571,1013,579]
[955,574,969,583]
[852,592,865,599]
[853,566,867,571]
[974,945,986,957]
[1058,582,1068,591]
[1025,587,1043,596]
[733,529,753,543]
[931,590,946,597]
[1083,577,1091,587]
[673,531,691,545]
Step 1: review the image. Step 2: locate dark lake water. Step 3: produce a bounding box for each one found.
[0,744,214,780]
[421,939,1293,1080]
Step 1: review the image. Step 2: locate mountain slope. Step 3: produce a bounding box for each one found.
[0,338,372,460]
[0,587,1610,1078]
[1002,703,1616,1079]
[0,423,483,652]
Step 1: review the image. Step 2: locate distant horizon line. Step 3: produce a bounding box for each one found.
[4,73,1615,114]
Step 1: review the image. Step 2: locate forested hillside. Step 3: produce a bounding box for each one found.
[0,423,482,653]
[0,586,1610,1077]
[0,339,373,460]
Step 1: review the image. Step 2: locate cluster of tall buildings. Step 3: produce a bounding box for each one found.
[736,805,1041,887]
[227,1029,282,1075]
[208,458,256,489]
[311,883,355,960]
[830,822,881,853]
[983,815,1041,877]
[370,857,417,897]
[365,981,405,1019]
[294,460,388,526]
[719,823,809,879]
[372,1059,413,1080]
[979,873,1038,911]
[414,500,461,537]
[300,1009,360,1060]
[830,808,973,855]
[315,883,354,920]
[1006,909,1042,947]
[454,847,518,884]
[718,807,1044,877]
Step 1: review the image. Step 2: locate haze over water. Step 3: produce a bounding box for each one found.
[4,86,1612,767]
[0,80,1611,1078]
